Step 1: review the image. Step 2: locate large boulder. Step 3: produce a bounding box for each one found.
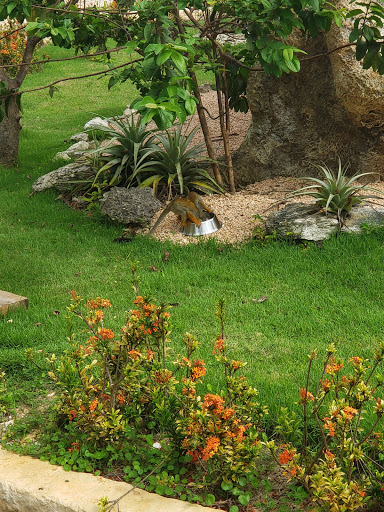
[233,0,384,185]
[32,162,96,193]
[100,187,163,226]
[266,203,384,241]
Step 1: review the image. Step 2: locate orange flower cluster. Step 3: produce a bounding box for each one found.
[116,393,125,404]
[154,369,172,384]
[212,338,225,354]
[128,349,141,360]
[342,406,357,420]
[203,393,225,416]
[89,399,98,412]
[98,327,115,340]
[68,409,77,421]
[191,359,206,380]
[323,417,336,437]
[320,378,331,392]
[201,436,220,461]
[325,355,344,374]
[232,360,241,370]
[349,356,363,365]
[87,298,112,309]
[299,388,314,403]
[279,449,293,465]
[68,442,80,453]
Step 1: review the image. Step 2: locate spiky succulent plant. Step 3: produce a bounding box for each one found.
[289,160,384,223]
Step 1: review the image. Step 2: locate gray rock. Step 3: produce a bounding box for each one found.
[32,163,96,193]
[266,203,384,241]
[70,132,90,143]
[54,140,95,161]
[100,187,163,226]
[84,117,110,131]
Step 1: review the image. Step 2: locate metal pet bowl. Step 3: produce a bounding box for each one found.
[180,212,222,237]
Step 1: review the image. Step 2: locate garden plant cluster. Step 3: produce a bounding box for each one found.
[1,267,384,512]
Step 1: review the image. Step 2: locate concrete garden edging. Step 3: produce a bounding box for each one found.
[0,448,215,512]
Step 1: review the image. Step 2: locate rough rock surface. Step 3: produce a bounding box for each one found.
[32,163,96,193]
[266,203,384,241]
[233,0,384,185]
[100,187,163,225]
[84,116,110,131]
[54,140,95,161]
[70,132,90,143]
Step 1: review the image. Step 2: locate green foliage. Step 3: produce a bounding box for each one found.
[142,126,223,198]
[13,279,272,510]
[83,114,159,197]
[289,160,384,223]
[80,118,222,201]
[269,344,384,512]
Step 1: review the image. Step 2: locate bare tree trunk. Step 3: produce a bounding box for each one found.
[0,35,41,166]
[0,94,21,166]
[190,71,224,187]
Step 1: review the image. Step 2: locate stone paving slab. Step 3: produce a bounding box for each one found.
[0,290,28,315]
[0,448,215,512]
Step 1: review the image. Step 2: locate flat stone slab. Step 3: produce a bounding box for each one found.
[0,291,28,315]
[0,448,215,512]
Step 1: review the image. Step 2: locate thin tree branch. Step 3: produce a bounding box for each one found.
[0,45,127,70]
[1,58,143,98]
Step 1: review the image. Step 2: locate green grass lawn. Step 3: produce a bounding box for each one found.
[1,44,384,428]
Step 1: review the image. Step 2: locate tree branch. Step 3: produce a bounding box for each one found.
[1,58,143,98]
[0,45,127,70]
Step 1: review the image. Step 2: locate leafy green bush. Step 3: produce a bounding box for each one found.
[21,275,266,510]
[268,344,384,512]
[289,160,384,224]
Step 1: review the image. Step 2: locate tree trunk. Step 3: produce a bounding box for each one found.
[0,35,41,167]
[0,95,21,166]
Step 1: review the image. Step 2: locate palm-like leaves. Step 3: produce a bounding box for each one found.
[289,161,384,222]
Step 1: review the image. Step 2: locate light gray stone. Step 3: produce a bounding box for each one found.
[266,203,384,241]
[54,140,95,161]
[32,163,96,193]
[0,448,214,512]
[70,132,90,143]
[84,117,110,131]
[100,187,163,226]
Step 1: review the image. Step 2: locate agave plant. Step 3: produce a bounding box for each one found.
[289,160,384,223]
[87,114,160,189]
[139,126,224,199]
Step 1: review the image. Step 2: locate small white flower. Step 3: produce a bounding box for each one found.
[152,442,162,449]
[7,319,13,323]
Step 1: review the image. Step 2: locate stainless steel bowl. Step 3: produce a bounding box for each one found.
[180,212,222,236]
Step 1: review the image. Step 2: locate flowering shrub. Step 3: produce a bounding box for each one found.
[268,344,384,512]
[25,282,269,510]
[177,302,267,486]
[0,20,49,78]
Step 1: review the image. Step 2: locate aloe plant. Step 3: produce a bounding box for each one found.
[289,160,384,223]
[139,126,224,199]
